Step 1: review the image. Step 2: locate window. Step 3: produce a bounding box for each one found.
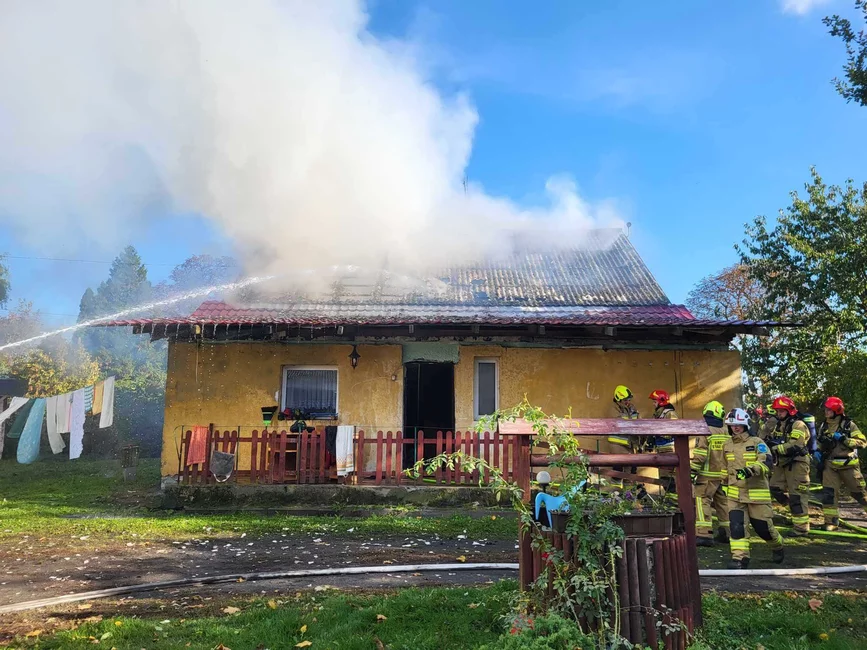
[281,367,338,417]
[473,358,499,420]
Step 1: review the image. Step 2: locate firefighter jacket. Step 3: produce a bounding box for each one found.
[723,429,774,503]
[819,416,866,469]
[758,416,779,441]
[691,423,729,483]
[652,404,677,453]
[770,417,810,466]
[609,400,639,450]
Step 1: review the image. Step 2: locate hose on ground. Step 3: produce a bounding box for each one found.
[0,563,519,614]
[2,561,867,614]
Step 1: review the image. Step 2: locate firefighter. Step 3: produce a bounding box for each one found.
[767,396,812,536]
[818,396,867,531]
[723,407,784,568]
[755,406,779,442]
[649,389,677,502]
[605,385,639,491]
[690,400,730,546]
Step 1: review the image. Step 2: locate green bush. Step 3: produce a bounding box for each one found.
[478,613,596,650]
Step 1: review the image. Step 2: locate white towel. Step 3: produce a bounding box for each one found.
[69,389,86,460]
[54,392,72,434]
[336,425,355,477]
[45,395,66,454]
[98,376,115,428]
[0,397,28,427]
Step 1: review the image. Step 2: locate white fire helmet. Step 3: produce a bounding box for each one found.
[725,408,750,428]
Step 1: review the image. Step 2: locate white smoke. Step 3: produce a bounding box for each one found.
[0,0,622,285]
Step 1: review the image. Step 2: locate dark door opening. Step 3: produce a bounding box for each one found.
[403,361,455,467]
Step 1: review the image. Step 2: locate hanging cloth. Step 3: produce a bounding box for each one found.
[54,392,72,434]
[84,385,94,415]
[98,377,115,428]
[17,398,46,464]
[6,399,34,440]
[0,397,29,458]
[69,389,86,460]
[186,426,209,466]
[45,395,66,454]
[0,397,28,428]
[336,425,355,477]
[92,380,104,415]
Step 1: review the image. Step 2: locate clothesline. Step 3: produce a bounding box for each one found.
[0,377,116,464]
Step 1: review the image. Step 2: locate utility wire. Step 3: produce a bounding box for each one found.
[1,255,176,266]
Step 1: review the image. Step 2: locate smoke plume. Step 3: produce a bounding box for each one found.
[0,0,622,286]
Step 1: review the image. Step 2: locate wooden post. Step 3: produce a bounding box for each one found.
[674,435,702,627]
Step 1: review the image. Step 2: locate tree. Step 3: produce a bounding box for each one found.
[737,168,867,421]
[153,254,239,316]
[0,255,9,308]
[77,246,165,455]
[6,345,100,397]
[686,265,778,402]
[825,0,867,106]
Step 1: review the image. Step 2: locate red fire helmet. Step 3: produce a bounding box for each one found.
[649,389,671,405]
[771,395,797,417]
[823,396,845,416]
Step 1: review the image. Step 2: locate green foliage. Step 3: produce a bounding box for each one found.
[737,169,867,417]
[410,399,627,646]
[4,345,99,397]
[824,1,867,106]
[478,613,595,650]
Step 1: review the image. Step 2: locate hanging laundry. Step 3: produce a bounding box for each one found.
[17,398,46,464]
[69,389,86,460]
[92,380,104,415]
[53,392,72,434]
[186,426,209,466]
[0,397,28,428]
[98,377,115,428]
[0,397,29,458]
[84,385,94,415]
[6,399,34,440]
[44,395,66,454]
[336,425,355,477]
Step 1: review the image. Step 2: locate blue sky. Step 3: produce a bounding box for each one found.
[2,0,866,326]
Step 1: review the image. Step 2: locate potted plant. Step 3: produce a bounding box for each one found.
[610,489,677,537]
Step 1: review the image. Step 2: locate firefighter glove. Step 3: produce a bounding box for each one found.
[735,467,751,481]
[833,431,845,441]
[813,451,823,464]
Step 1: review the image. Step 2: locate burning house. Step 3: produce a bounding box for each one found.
[98,228,771,489]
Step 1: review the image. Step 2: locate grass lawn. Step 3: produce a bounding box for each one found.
[6,583,867,650]
[0,459,516,542]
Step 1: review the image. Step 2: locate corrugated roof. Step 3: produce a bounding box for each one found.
[93,230,787,330]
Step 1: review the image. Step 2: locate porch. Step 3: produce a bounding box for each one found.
[176,425,528,490]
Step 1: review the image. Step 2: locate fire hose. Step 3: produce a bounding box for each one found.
[2,560,867,614]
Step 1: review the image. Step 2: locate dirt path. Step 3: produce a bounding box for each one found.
[0,531,517,607]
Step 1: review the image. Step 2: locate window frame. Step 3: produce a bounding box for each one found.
[473,357,499,421]
[280,365,339,417]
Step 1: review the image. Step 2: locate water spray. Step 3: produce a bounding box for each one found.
[0,274,275,352]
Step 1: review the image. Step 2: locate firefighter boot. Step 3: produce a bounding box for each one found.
[772,548,785,564]
[727,557,750,569]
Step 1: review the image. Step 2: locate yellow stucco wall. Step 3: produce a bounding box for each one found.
[161,342,742,477]
[161,342,403,475]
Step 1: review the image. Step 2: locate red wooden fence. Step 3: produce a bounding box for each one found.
[178,427,520,487]
[355,430,521,486]
[179,427,334,485]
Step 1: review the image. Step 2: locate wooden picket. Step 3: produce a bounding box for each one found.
[352,430,520,487]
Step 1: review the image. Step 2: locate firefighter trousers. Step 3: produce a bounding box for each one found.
[727,500,783,561]
[695,480,729,540]
[770,461,811,533]
[821,464,867,525]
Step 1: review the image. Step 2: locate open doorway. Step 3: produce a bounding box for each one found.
[403,361,455,467]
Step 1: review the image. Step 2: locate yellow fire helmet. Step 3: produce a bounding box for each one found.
[613,385,633,402]
[703,400,725,420]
